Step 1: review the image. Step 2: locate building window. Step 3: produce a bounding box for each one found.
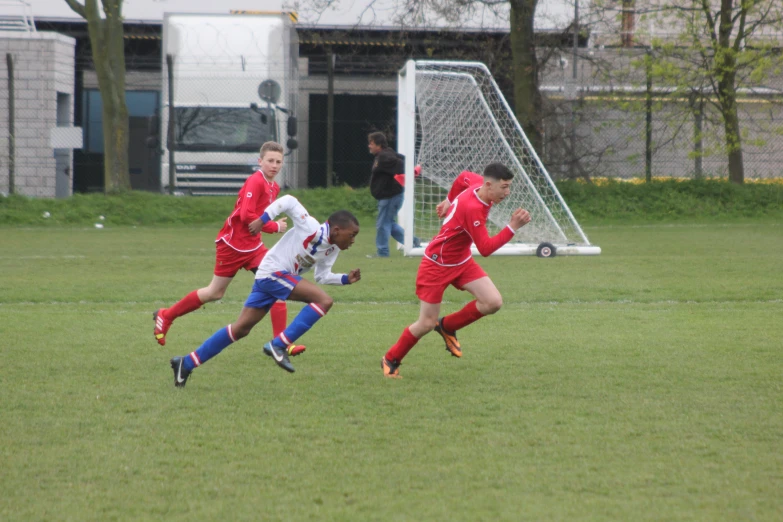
[82,89,159,153]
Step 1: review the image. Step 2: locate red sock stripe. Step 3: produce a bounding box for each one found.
[227,325,236,342]
[189,352,201,367]
[309,303,326,317]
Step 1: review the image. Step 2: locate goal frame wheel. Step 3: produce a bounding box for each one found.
[536,242,556,258]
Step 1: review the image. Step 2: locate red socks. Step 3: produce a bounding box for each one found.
[385,327,420,363]
[442,300,484,332]
[270,301,288,337]
[165,290,203,319]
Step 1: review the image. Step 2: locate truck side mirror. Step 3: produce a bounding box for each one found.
[287,115,297,137]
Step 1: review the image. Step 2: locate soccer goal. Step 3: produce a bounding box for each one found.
[397,60,600,256]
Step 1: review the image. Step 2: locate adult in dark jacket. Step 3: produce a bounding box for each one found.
[367,132,420,257]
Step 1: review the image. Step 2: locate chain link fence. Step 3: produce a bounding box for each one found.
[538,48,783,180]
[4,30,782,198]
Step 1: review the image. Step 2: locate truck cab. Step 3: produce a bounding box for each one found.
[154,12,298,195]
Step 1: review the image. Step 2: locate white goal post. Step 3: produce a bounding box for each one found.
[396,60,601,256]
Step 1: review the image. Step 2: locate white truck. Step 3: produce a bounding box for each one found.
[154,12,298,195]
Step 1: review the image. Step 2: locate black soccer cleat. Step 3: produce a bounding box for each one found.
[263,342,296,373]
[170,356,192,388]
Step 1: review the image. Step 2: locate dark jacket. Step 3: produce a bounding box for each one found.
[370,147,404,200]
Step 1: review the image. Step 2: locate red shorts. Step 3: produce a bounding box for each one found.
[415,258,487,304]
[213,240,267,277]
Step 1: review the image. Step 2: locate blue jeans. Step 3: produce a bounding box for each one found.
[375,192,406,257]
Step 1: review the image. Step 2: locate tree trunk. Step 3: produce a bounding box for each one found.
[717,68,744,184]
[77,0,131,192]
[101,95,130,192]
[509,0,542,151]
[714,0,744,184]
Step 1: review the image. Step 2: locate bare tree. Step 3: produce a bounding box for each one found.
[64,0,130,192]
[589,0,783,184]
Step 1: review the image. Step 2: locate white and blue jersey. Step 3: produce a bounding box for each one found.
[245,195,349,309]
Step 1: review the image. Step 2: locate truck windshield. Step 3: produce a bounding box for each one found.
[174,107,276,152]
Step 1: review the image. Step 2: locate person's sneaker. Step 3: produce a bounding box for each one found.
[381,357,402,378]
[170,356,192,388]
[365,253,389,259]
[412,237,422,248]
[287,344,306,357]
[153,309,173,346]
[434,318,462,358]
[264,342,296,373]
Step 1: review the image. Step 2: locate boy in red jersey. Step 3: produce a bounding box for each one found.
[153,141,305,356]
[381,163,531,378]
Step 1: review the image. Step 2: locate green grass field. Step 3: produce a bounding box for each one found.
[1,221,782,521]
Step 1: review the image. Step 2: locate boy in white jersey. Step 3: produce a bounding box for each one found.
[170,195,361,387]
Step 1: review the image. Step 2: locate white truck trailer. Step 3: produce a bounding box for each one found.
[156,12,298,195]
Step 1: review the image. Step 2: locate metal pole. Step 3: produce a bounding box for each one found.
[166,54,176,194]
[645,48,653,183]
[6,53,15,194]
[326,48,334,188]
[569,0,579,179]
[572,1,578,80]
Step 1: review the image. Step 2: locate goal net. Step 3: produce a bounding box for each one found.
[397,60,600,256]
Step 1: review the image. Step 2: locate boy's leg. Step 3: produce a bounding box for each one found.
[171,305,267,387]
[383,301,441,377]
[435,276,502,358]
[154,274,233,346]
[269,279,332,350]
[269,300,306,356]
[262,278,332,373]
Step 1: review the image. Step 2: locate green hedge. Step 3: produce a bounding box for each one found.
[1,180,782,226]
[556,179,783,222]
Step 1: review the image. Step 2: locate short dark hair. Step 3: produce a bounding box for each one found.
[368,132,388,148]
[483,162,514,181]
[328,210,360,229]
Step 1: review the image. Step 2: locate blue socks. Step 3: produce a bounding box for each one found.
[271,304,326,349]
[183,326,236,371]
[182,304,328,372]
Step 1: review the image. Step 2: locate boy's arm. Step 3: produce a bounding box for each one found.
[314,252,352,285]
[464,208,517,257]
[261,195,311,230]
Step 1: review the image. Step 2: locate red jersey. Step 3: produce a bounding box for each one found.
[215,169,281,252]
[424,171,515,266]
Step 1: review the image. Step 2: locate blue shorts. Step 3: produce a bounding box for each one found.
[245,271,302,310]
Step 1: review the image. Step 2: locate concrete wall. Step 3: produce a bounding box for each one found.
[0,30,76,197]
